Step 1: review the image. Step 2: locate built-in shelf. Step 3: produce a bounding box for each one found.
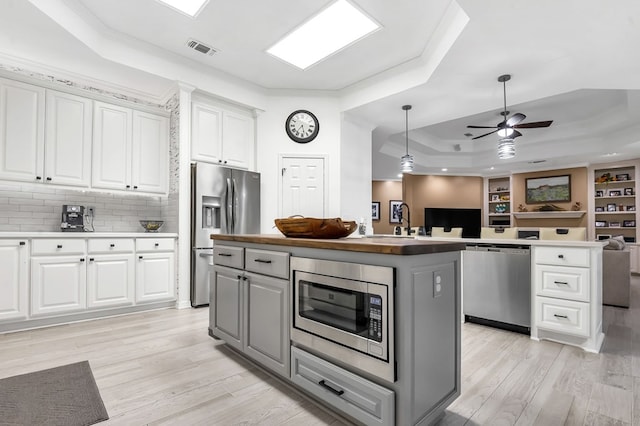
[513,211,586,219]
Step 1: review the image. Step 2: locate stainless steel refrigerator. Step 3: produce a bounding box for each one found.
[190,162,260,307]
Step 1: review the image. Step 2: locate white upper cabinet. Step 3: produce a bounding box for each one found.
[0,78,45,182]
[45,90,93,187]
[93,101,168,194]
[132,110,168,194]
[191,100,254,170]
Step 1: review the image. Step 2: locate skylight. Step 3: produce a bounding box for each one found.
[266,0,380,70]
[156,0,209,18]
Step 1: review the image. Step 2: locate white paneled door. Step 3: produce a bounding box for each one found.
[281,156,325,218]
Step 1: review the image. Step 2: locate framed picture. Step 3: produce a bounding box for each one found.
[389,200,403,223]
[595,220,607,227]
[609,190,622,196]
[525,175,571,204]
[597,234,612,240]
[627,205,636,211]
[607,203,617,212]
[490,194,500,202]
[616,173,630,181]
[372,202,380,221]
[595,206,604,212]
[624,187,634,196]
[609,221,621,228]
[623,220,636,227]
[595,190,604,197]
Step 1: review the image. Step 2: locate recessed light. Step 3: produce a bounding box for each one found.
[397,173,403,178]
[441,168,448,172]
[604,152,619,157]
[266,0,380,70]
[156,0,209,17]
[490,166,495,170]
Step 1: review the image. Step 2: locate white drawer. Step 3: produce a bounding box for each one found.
[536,265,589,302]
[88,238,134,254]
[290,347,394,426]
[535,296,589,337]
[534,246,590,267]
[213,245,244,269]
[245,248,289,279]
[135,238,174,252]
[32,239,85,255]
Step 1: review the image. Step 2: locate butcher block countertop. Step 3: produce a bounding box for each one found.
[210,234,466,255]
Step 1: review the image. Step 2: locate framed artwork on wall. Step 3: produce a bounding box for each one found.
[525,175,571,203]
[372,201,380,221]
[389,200,403,223]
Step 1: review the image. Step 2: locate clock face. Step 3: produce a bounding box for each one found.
[286,110,319,143]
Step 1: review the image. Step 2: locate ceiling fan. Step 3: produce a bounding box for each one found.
[467,74,553,140]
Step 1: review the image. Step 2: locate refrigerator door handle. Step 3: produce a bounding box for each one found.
[198,252,214,257]
[225,177,233,233]
[231,178,237,233]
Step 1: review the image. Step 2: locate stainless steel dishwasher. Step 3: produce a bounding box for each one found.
[463,244,531,334]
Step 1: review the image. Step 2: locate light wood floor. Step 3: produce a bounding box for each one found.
[1,277,639,426]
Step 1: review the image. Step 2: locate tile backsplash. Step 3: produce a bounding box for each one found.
[0,182,167,233]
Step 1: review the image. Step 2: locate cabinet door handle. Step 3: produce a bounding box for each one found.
[89,258,94,262]
[218,253,232,257]
[154,242,159,247]
[57,244,63,249]
[254,259,272,264]
[318,380,345,396]
[19,241,25,246]
[558,254,564,259]
[133,185,138,189]
[553,314,568,319]
[126,185,131,189]
[139,256,143,259]
[46,177,52,181]
[35,176,42,181]
[223,160,227,164]
[554,281,569,285]
[80,258,85,262]
[110,243,115,248]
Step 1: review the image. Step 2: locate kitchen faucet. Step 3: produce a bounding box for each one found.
[398,202,413,235]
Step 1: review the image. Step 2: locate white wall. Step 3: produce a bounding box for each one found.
[256,93,342,233]
[340,113,376,234]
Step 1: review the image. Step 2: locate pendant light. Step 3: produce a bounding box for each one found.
[497,137,515,159]
[400,105,414,173]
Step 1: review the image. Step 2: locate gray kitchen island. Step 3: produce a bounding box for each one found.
[209,234,465,426]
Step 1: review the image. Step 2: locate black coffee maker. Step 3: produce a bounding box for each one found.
[61,205,84,232]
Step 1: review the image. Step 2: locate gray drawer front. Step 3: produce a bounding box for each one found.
[291,347,394,426]
[245,249,289,279]
[213,245,244,269]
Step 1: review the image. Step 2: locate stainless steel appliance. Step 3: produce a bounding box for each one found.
[191,163,260,307]
[291,257,395,382]
[61,205,84,232]
[463,243,531,333]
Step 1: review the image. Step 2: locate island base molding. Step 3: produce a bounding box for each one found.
[530,328,605,353]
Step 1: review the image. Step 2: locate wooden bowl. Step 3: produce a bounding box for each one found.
[274,217,357,239]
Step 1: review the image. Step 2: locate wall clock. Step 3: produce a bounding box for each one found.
[285,110,319,143]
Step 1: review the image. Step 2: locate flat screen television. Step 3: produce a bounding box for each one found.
[424,207,481,238]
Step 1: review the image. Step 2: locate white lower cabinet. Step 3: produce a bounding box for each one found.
[136,249,175,303]
[291,346,395,426]
[31,255,87,316]
[0,240,29,321]
[87,238,135,309]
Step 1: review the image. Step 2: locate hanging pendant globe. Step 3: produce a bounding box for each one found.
[400,154,414,172]
[497,138,515,159]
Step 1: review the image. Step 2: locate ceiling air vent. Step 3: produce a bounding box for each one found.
[528,159,547,164]
[186,39,217,56]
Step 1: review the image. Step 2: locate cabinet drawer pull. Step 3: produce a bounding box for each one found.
[126,185,131,189]
[19,241,25,246]
[89,258,94,262]
[154,242,159,247]
[318,379,345,396]
[80,258,85,262]
[139,256,143,259]
[110,243,115,248]
[218,253,232,257]
[254,259,272,264]
[553,314,569,319]
[46,177,52,181]
[36,176,42,180]
[134,185,138,189]
[554,281,569,285]
[57,244,63,249]
[558,254,564,259]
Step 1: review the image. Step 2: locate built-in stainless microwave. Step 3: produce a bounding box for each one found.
[291,257,395,382]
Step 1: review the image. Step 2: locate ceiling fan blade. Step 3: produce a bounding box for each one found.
[511,130,523,138]
[513,120,553,129]
[506,113,526,126]
[467,125,499,129]
[471,129,499,140]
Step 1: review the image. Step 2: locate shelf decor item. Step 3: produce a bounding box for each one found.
[627,205,636,211]
[623,220,636,227]
[595,206,604,212]
[624,187,634,195]
[610,221,621,228]
[526,175,571,203]
[595,220,607,227]
[607,203,617,212]
[616,173,630,181]
[595,190,604,197]
[609,190,622,196]
[274,217,356,239]
[491,194,500,201]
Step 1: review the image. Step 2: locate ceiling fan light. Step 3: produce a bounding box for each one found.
[497,138,515,159]
[400,154,414,172]
[497,127,514,137]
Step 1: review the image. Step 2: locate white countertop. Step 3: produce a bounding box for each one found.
[353,234,607,248]
[0,232,178,238]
